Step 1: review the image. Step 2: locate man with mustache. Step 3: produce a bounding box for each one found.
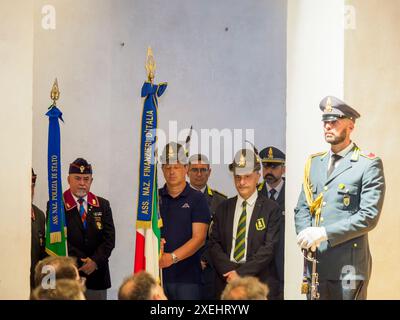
[209,148,281,299]
[62,158,115,300]
[258,147,285,299]
[295,96,386,300]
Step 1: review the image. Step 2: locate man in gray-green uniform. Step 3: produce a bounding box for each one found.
[295,96,386,300]
[188,153,227,300]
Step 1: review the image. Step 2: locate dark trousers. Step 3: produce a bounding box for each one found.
[85,289,107,300]
[307,280,368,300]
[164,282,201,300]
[201,265,217,300]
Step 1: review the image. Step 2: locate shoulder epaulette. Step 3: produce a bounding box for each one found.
[310,151,328,159]
[360,151,378,160]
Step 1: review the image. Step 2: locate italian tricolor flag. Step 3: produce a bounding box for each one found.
[134,168,162,280]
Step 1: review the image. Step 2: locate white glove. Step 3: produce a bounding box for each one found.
[297,227,328,249]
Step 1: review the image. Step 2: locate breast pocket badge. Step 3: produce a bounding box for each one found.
[343,194,351,207]
[255,218,266,231]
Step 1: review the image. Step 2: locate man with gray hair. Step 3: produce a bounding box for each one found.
[188,153,227,300]
[158,142,211,300]
[209,148,281,299]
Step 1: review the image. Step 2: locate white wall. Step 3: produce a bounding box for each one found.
[32,0,287,299]
[344,0,400,299]
[0,0,33,299]
[285,0,344,299]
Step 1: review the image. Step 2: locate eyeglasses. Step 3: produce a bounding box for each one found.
[190,168,209,174]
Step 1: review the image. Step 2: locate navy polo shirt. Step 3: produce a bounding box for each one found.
[159,183,211,284]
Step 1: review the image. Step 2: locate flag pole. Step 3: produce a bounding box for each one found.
[134,47,167,284]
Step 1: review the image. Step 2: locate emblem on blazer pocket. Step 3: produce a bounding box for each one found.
[255,218,266,231]
[343,194,350,207]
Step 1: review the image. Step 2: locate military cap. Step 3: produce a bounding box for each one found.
[259,146,285,165]
[188,154,210,165]
[32,168,37,184]
[320,96,361,122]
[69,158,93,174]
[160,142,188,164]
[229,148,261,175]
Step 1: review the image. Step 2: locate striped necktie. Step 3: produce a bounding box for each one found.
[77,198,87,230]
[234,200,247,262]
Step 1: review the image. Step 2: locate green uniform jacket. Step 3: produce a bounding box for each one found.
[294,145,385,280]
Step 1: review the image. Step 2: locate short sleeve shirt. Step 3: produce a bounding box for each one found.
[159,183,211,284]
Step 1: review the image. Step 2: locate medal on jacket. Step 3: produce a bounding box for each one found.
[95,216,103,230]
[255,218,266,231]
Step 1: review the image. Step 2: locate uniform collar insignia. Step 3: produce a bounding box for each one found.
[87,192,100,207]
[63,189,77,211]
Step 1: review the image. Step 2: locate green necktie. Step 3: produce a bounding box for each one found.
[234,200,247,262]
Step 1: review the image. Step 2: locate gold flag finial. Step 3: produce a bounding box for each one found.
[50,78,60,106]
[145,47,156,83]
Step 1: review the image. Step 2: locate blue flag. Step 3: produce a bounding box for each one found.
[45,106,67,256]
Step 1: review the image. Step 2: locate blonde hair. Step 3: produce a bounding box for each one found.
[31,279,85,300]
[221,276,269,300]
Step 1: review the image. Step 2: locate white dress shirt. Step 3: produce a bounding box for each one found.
[72,193,88,212]
[265,179,284,201]
[230,190,258,263]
